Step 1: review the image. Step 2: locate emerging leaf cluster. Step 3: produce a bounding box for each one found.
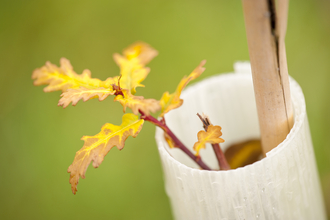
[32,42,210,194]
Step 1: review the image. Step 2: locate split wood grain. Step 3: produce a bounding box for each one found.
[242,0,294,154]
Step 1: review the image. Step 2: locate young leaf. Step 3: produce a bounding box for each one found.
[113,42,158,94]
[159,60,206,117]
[58,87,115,108]
[193,125,224,156]
[114,90,161,115]
[67,113,144,194]
[32,58,118,92]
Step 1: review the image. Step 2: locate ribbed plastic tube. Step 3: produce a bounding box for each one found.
[155,63,326,220]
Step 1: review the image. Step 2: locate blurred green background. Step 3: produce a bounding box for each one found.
[0,0,329,219]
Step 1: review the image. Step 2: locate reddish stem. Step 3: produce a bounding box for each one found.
[139,110,211,170]
[211,143,230,170]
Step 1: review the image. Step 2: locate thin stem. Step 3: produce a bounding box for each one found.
[211,143,230,170]
[139,110,211,170]
[197,113,230,170]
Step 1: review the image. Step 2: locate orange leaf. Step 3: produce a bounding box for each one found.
[193,125,224,156]
[67,113,144,194]
[160,60,206,117]
[114,90,161,115]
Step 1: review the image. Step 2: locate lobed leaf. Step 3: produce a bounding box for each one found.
[193,125,224,156]
[113,42,158,94]
[32,58,118,92]
[58,87,115,108]
[67,113,144,194]
[159,60,206,117]
[114,90,161,115]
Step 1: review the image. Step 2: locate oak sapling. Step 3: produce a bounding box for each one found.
[32,42,229,195]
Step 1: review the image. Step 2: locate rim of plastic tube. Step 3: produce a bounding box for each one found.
[155,72,306,173]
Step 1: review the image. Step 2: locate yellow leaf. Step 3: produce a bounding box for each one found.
[122,41,158,65]
[193,125,224,156]
[67,113,144,194]
[113,42,158,94]
[164,132,176,149]
[159,60,206,117]
[114,90,161,115]
[100,76,120,88]
[32,58,118,92]
[58,87,115,108]
[224,140,262,169]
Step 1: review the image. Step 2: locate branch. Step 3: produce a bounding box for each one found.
[139,110,211,170]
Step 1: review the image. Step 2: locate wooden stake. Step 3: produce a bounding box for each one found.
[242,0,294,154]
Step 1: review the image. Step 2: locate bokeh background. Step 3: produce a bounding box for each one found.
[0,0,329,219]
